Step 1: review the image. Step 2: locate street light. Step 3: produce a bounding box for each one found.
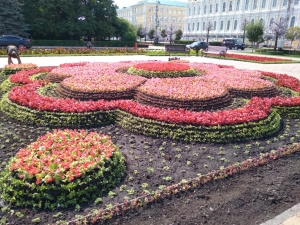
[154,1,159,44]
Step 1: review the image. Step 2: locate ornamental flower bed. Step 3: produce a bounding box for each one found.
[206,53,297,64]
[56,73,147,100]
[0,129,126,210]
[1,61,300,143]
[1,61,300,224]
[0,63,38,76]
[127,62,197,78]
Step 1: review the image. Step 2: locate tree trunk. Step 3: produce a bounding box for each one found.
[274,36,279,51]
[206,31,209,43]
[243,30,246,43]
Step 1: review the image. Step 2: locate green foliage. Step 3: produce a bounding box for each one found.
[175,30,183,41]
[0,148,126,210]
[0,0,29,36]
[246,20,264,49]
[148,29,155,41]
[127,66,197,78]
[22,0,118,40]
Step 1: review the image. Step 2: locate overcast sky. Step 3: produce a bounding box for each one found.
[113,0,186,9]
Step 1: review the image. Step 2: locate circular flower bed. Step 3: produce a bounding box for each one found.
[56,73,147,100]
[127,62,197,78]
[0,129,126,209]
[136,77,232,111]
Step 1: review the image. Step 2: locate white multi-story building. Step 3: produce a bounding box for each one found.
[117,0,186,32]
[184,0,300,41]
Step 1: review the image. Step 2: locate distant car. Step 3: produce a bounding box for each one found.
[0,35,32,49]
[186,41,208,50]
[222,38,245,50]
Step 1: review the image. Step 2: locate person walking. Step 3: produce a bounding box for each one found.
[6,45,22,65]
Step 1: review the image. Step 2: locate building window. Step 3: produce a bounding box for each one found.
[188,23,190,31]
[269,18,274,29]
[220,21,223,30]
[150,16,153,21]
[234,20,237,30]
[210,4,212,13]
[193,23,195,31]
[245,0,249,10]
[193,7,196,15]
[204,5,207,14]
[236,0,240,10]
[283,0,287,5]
[259,19,264,25]
[262,0,266,8]
[229,1,232,11]
[272,0,277,7]
[223,2,226,12]
[216,3,218,12]
[227,20,231,30]
[214,21,217,30]
[189,7,191,16]
[203,22,206,30]
[253,0,257,9]
[198,6,200,14]
[295,0,299,4]
[149,8,153,12]
[290,16,296,27]
[197,22,200,31]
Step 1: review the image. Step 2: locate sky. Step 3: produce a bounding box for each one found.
[113,0,186,9]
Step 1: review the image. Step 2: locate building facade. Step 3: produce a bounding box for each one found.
[184,0,300,42]
[117,0,186,34]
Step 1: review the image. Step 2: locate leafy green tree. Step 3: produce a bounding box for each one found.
[0,0,29,36]
[113,18,136,41]
[285,26,300,55]
[22,0,118,40]
[246,20,264,52]
[137,25,146,42]
[148,29,155,42]
[175,30,183,41]
[160,29,167,41]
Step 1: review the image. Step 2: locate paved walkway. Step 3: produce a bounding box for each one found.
[0,53,300,225]
[0,53,299,79]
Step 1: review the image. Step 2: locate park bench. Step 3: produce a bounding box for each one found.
[165,44,190,58]
[203,46,227,58]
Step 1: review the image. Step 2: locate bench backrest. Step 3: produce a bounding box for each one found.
[207,46,227,52]
[165,44,187,51]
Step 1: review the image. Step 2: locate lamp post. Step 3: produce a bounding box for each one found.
[154,1,159,44]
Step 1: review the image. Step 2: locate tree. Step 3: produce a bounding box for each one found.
[160,29,168,41]
[137,26,144,42]
[175,30,183,41]
[113,18,136,41]
[22,0,118,40]
[147,29,155,42]
[270,0,294,50]
[137,26,148,42]
[166,24,176,44]
[285,26,300,55]
[240,18,249,44]
[246,20,264,52]
[205,21,213,43]
[0,0,29,37]
[270,17,288,50]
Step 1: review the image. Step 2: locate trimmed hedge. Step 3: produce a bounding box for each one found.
[115,110,281,143]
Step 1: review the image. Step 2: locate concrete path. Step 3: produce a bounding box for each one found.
[0,53,300,225]
[0,54,299,80]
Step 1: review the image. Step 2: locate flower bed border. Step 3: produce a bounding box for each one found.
[67,141,300,225]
